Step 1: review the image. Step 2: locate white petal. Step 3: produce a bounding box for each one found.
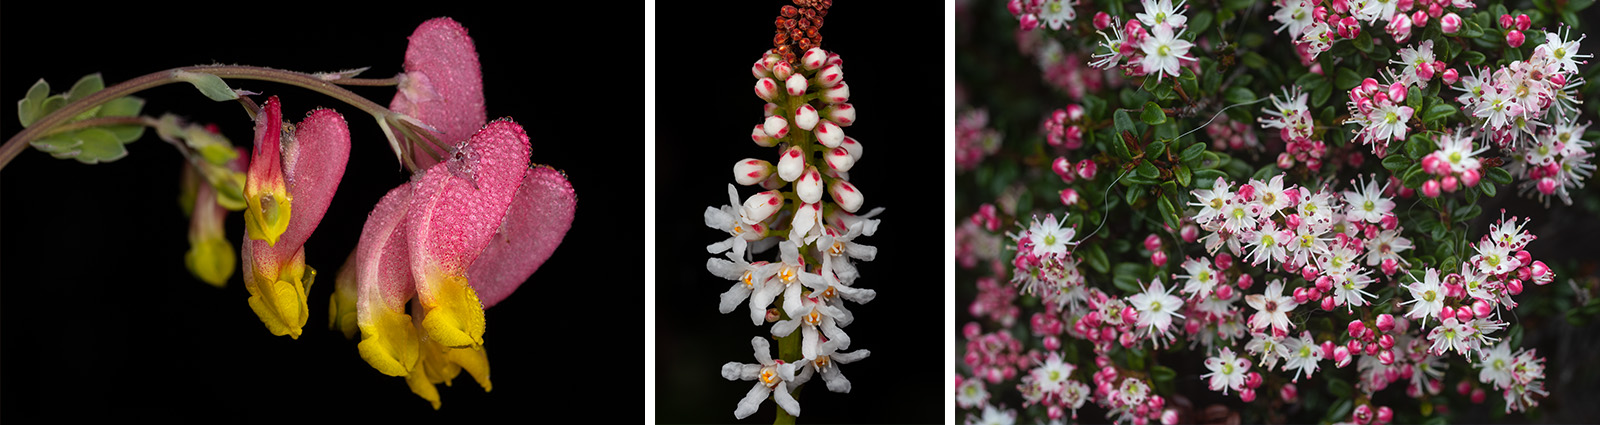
[751,337,772,364]
[734,384,772,419]
[821,319,851,349]
[719,283,754,314]
[772,318,801,337]
[832,348,870,364]
[773,382,802,417]
[705,206,734,230]
[783,283,803,317]
[722,362,760,381]
[707,256,745,280]
[802,326,820,360]
[821,361,851,393]
[835,284,876,304]
[845,242,877,261]
[707,237,733,255]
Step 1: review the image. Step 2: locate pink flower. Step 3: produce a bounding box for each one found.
[389,17,487,170]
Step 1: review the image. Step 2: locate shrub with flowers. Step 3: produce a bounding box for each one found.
[958,0,1600,423]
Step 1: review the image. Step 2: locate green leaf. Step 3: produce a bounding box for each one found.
[1405,134,1434,159]
[1461,20,1485,39]
[1125,184,1146,204]
[72,128,128,164]
[1082,243,1110,274]
[1328,377,1354,398]
[1422,103,1457,123]
[1180,142,1206,163]
[1114,109,1136,135]
[99,96,143,117]
[1571,0,1596,11]
[173,70,239,101]
[1354,32,1374,52]
[1488,167,1513,185]
[1136,161,1160,179]
[1461,50,1487,66]
[66,73,104,103]
[1383,154,1413,171]
[1190,10,1214,36]
[1335,66,1363,90]
[1194,169,1226,187]
[1407,86,1423,109]
[17,79,50,128]
[1482,180,1498,197]
[1240,51,1269,69]
[1371,45,1391,60]
[1142,102,1168,125]
[1453,204,1483,222]
[1113,263,1146,294]
[39,95,66,122]
[29,134,82,154]
[1175,164,1193,187]
[1148,140,1169,158]
[1224,87,1256,105]
[1152,365,1177,383]
[1563,10,1580,28]
[1158,193,1180,230]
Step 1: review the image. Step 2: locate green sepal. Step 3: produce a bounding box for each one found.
[173,70,239,101]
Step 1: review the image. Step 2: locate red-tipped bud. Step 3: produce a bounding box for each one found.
[1076,159,1098,180]
[1388,83,1408,103]
[816,64,844,88]
[1460,169,1481,187]
[796,166,825,204]
[1061,188,1080,206]
[1377,406,1393,424]
[1216,253,1235,270]
[840,136,863,161]
[755,77,780,101]
[1516,14,1531,31]
[764,115,790,139]
[1379,348,1396,365]
[1376,313,1395,331]
[1422,179,1442,197]
[1348,319,1367,338]
[772,60,794,81]
[1335,346,1353,368]
[826,147,856,172]
[1237,273,1254,290]
[1215,283,1235,299]
[734,158,775,186]
[1152,250,1169,267]
[1442,175,1459,192]
[1144,234,1163,252]
[1316,276,1334,293]
[822,81,850,104]
[1473,299,1493,319]
[825,103,856,127]
[741,190,784,224]
[1321,296,1337,311]
[752,124,779,147]
[829,180,864,213]
[815,119,845,148]
[1353,404,1373,424]
[1471,388,1487,403]
[1500,13,1514,29]
[1507,30,1526,48]
[752,58,771,78]
[1053,157,1075,183]
[777,146,805,181]
[794,104,819,131]
[1379,334,1395,348]
[1181,223,1199,243]
[1094,11,1112,29]
[1246,372,1264,389]
[1302,266,1321,282]
[802,47,828,70]
[1240,388,1257,402]
[786,73,808,97]
[1508,278,1524,295]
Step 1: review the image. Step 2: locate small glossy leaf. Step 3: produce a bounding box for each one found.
[66,73,104,103]
[1488,167,1513,185]
[1481,180,1498,197]
[1113,262,1146,294]
[1335,67,1363,90]
[1082,243,1110,274]
[1190,10,1214,36]
[1383,154,1413,171]
[1152,365,1177,383]
[1142,102,1168,125]
[1176,164,1192,187]
[1180,142,1206,163]
[1405,134,1434,159]
[1422,103,1457,123]
[1136,161,1159,179]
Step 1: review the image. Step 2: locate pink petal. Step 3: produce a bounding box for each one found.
[357,184,417,314]
[407,119,531,286]
[391,17,486,169]
[468,165,577,308]
[277,108,350,251]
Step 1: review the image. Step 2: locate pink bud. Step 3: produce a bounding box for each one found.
[1152,250,1169,267]
[1515,250,1532,267]
[1412,10,1429,27]
[1277,152,1297,169]
[1375,313,1395,332]
[764,115,791,139]
[1471,299,1492,318]
[1061,188,1081,206]
[1499,13,1514,29]
[1216,253,1234,270]
[1348,319,1367,338]
[1335,346,1353,368]
[1065,104,1086,121]
[1065,126,1085,149]
[741,190,784,223]
[1388,82,1408,103]
[1507,30,1525,48]
[1092,11,1113,30]
[1421,154,1442,175]
[1122,306,1140,324]
[777,146,805,181]
[1471,387,1487,403]
[1161,409,1179,425]
[1379,348,1396,365]
[1315,276,1333,293]
[1353,404,1373,424]
[1456,379,1473,395]
[1237,273,1254,290]
[825,103,855,127]
[1020,13,1039,31]
[1516,14,1531,31]
[1346,338,1363,355]
[1301,266,1320,282]
[1507,278,1524,295]
[1552,73,1569,86]
[1043,335,1061,351]
[1215,283,1234,299]
[1321,295,1337,311]
[829,179,864,213]
[1382,257,1400,276]
[752,124,779,147]
[1457,305,1476,321]
[1377,406,1393,424]
[772,60,794,81]
[755,77,780,101]
[1280,383,1299,402]
[752,58,771,78]
[1381,214,1399,230]
[1181,223,1199,243]
[785,73,808,97]
[1246,372,1264,389]
[1361,78,1381,95]
[1428,3,1443,18]
[1240,388,1257,402]
[1053,157,1075,182]
[1294,287,1311,304]
[1416,63,1435,81]
[1366,341,1381,355]
[1144,234,1163,252]
[734,158,775,186]
[1442,175,1459,192]
[1077,159,1098,180]
[1422,179,1442,197]
[1461,168,1480,187]
[1440,12,1465,32]
[1378,334,1396,349]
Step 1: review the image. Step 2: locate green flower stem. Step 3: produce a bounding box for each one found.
[773,292,804,425]
[1,65,396,171]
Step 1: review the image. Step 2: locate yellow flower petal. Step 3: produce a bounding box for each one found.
[357,305,419,377]
[420,274,485,349]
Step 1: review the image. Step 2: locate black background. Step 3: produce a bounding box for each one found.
[654,1,945,424]
[2,3,628,422]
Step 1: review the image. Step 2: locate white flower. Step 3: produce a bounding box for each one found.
[1281,331,1324,382]
[1272,0,1316,38]
[1139,24,1195,81]
[1128,278,1186,346]
[1368,102,1415,143]
[722,337,811,419]
[1330,267,1377,312]
[957,378,990,409]
[777,242,828,317]
[1401,267,1447,327]
[809,339,869,393]
[1426,317,1474,355]
[1477,343,1516,388]
[1355,0,1398,23]
[1364,229,1412,268]
[706,184,768,259]
[1471,237,1522,276]
[1246,279,1299,336]
[772,296,852,361]
[1040,0,1079,30]
[707,251,785,325]
[1342,175,1395,224]
[1538,25,1590,74]
[967,404,1018,425]
[1090,17,1129,70]
[1032,352,1076,393]
[1250,175,1294,217]
[817,221,878,285]
[1245,332,1291,370]
[1202,347,1251,394]
[1136,0,1188,29]
[1189,177,1235,228]
[1242,221,1290,269]
[1175,257,1220,300]
[1028,213,1077,258]
[1393,40,1438,87]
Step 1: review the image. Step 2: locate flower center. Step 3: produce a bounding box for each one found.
[1151,301,1163,312]
[779,266,797,284]
[1485,254,1501,267]
[1265,301,1278,312]
[804,308,823,327]
[1450,152,1462,163]
[1050,2,1063,12]
[1385,112,1399,124]
[1198,271,1212,282]
[1049,369,1062,381]
[1158,44,1171,56]
[1156,12,1167,24]
[822,285,838,299]
[1494,359,1506,370]
[742,270,756,288]
[1364,200,1376,212]
[1556,48,1568,58]
[1211,197,1225,209]
[731,224,744,236]
[1423,289,1437,302]
[1260,234,1276,246]
[1301,234,1315,248]
[1222,362,1234,374]
[1044,234,1058,246]
[814,355,832,372]
[759,365,781,388]
[1263,192,1277,205]
[829,241,846,256]
[1299,345,1312,357]
[1233,207,1246,219]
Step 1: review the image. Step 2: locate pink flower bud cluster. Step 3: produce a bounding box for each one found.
[957,108,1003,171]
[1034,43,1108,99]
[1088,358,1168,425]
[1418,128,1487,198]
[1208,115,1263,152]
[1016,351,1092,421]
[1009,0,1081,32]
[1086,1,1197,81]
[1257,87,1326,170]
[964,328,1030,384]
[1009,214,1088,312]
[971,277,1022,327]
[1505,120,1596,206]
[1344,77,1416,157]
[957,218,1007,274]
[1044,105,1087,150]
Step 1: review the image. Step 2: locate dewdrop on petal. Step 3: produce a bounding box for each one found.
[797,165,825,204]
[825,104,855,126]
[755,77,780,101]
[826,147,855,172]
[830,180,864,213]
[734,158,775,186]
[786,74,808,97]
[741,190,784,224]
[795,104,820,131]
[822,82,850,104]
[778,146,805,181]
[764,115,790,139]
[816,120,845,148]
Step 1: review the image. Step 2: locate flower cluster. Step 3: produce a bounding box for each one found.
[1344,77,1416,156]
[1258,86,1327,170]
[1417,128,1489,197]
[1009,0,1081,31]
[711,16,879,417]
[1088,0,1197,81]
[957,108,1003,171]
[1008,214,1087,312]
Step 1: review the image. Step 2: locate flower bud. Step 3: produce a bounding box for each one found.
[1379,348,1396,365]
[1077,159,1098,180]
[1374,313,1394,332]
[1216,253,1234,270]
[785,73,808,97]
[1388,82,1408,103]
[1471,388,1487,403]
[1461,168,1480,187]
[1215,283,1235,300]
[1094,11,1113,29]
[1442,175,1459,192]
[1294,287,1310,304]
[1457,305,1476,321]
[1335,346,1353,368]
[755,77,780,101]
[840,136,863,161]
[797,166,825,204]
[1246,371,1264,388]
[1441,13,1461,33]
[1348,319,1367,338]
[1416,63,1435,81]
[794,104,820,131]
[829,180,864,213]
[1499,13,1514,29]
[741,190,784,224]
[815,119,845,148]
[825,103,856,126]
[1412,10,1429,27]
[802,47,828,70]
[778,146,805,181]
[1144,234,1163,252]
[1302,265,1320,282]
[1053,157,1076,183]
[772,60,794,81]
[1422,179,1441,197]
[1152,250,1169,267]
[1516,14,1531,31]
[1321,296,1336,311]
[1240,388,1257,402]
[1353,404,1373,424]
[752,57,771,78]
[1377,406,1393,424]
[1238,273,1254,290]
[816,64,844,88]
[1020,13,1039,31]
[1507,30,1525,48]
[1277,152,1297,169]
[764,115,790,139]
[825,147,856,172]
[1061,188,1080,206]
[767,308,782,322]
[734,158,775,186]
[1043,335,1061,352]
[1161,409,1179,425]
[1181,223,1199,243]
[822,82,850,104]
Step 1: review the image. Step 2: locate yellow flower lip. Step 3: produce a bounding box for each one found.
[421,274,486,349]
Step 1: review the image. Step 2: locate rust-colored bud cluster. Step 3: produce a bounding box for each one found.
[773,0,832,65]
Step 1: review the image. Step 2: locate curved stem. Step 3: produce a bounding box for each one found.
[40,116,153,138]
[329,77,400,86]
[1,64,396,171]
